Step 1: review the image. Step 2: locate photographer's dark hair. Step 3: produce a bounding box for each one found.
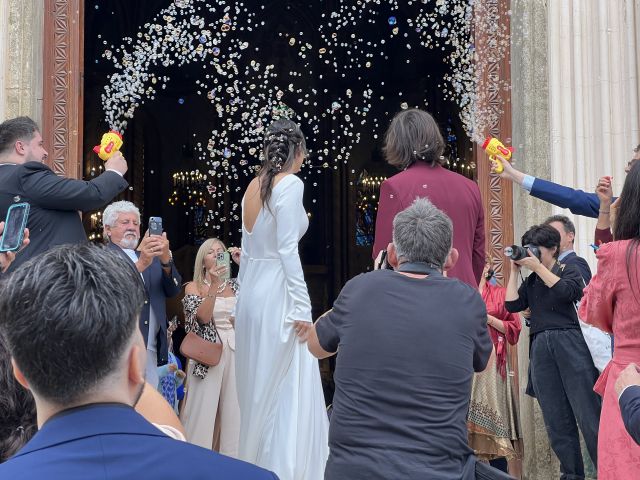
[259,119,307,207]
[383,109,445,170]
[613,161,640,300]
[0,244,146,406]
[0,116,39,155]
[521,224,561,259]
[0,333,36,462]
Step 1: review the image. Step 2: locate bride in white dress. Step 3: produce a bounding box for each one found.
[234,119,329,480]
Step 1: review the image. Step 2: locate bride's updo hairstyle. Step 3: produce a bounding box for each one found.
[259,119,307,207]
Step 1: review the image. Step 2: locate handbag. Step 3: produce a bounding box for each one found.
[575,301,612,372]
[180,320,223,367]
[574,273,611,373]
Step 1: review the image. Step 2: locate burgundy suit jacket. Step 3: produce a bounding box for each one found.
[372,162,485,287]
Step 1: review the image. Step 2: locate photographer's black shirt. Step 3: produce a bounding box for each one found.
[316,269,491,480]
[505,262,584,335]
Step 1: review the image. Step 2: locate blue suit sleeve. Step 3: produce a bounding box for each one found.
[161,262,182,298]
[570,256,592,286]
[530,178,602,218]
[620,386,640,445]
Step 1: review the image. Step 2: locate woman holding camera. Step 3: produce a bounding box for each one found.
[505,224,601,479]
[180,238,241,456]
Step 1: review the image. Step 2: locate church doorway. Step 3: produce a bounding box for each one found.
[77,0,491,312]
[42,1,518,474]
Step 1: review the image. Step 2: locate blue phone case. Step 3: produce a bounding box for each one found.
[0,202,30,252]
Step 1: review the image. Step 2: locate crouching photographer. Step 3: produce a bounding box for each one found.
[306,198,517,480]
[505,224,601,479]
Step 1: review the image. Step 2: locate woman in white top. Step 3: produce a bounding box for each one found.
[180,238,241,456]
[235,119,329,479]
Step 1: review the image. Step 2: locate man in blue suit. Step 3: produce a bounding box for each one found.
[495,145,639,218]
[543,215,592,283]
[103,200,182,388]
[615,363,640,446]
[0,244,277,479]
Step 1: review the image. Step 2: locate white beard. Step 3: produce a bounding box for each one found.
[119,236,139,250]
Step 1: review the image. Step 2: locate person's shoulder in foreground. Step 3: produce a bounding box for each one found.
[0,406,278,480]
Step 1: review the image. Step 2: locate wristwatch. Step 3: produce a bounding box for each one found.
[160,251,173,268]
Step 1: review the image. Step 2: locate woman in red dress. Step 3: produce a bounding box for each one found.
[467,260,522,473]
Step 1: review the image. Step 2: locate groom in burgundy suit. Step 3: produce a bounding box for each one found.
[373,109,485,287]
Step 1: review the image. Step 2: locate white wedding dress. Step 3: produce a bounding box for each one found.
[235,174,329,480]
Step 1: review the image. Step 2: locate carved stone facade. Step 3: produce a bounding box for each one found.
[510,3,560,478]
[0,0,43,123]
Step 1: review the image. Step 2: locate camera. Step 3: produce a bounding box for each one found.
[504,244,541,261]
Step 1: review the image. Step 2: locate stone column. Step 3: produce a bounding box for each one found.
[548,0,640,267]
[0,0,44,123]
[510,1,559,479]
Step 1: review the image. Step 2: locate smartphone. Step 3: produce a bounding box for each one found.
[0,203,30,252]
[216,251,231,280]
[377,250,393,270]
[148,216,163,236]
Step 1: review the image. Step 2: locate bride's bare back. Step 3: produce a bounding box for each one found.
[243,174,290,233]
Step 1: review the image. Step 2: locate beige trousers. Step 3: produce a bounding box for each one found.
[180,327,240,457]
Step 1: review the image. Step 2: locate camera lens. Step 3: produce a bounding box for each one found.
[504,245,528,261]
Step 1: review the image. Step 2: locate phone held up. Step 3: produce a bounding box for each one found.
[0,202,30,252]
[377,250,394,270]
[216,251,231,281]
[148,216,163,236]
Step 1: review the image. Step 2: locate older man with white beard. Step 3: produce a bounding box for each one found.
[103,201,181,388]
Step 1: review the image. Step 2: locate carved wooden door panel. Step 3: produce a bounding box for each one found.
[42,0,84,179]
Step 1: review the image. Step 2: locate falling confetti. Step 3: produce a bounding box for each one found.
[99,0,511,234]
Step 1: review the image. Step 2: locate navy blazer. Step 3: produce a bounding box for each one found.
[0,162,127,272]
[0,403,278,479]
[530,178,617,219]
[620,386,640,446]
[560,251,592,286]
[107,242,182,366]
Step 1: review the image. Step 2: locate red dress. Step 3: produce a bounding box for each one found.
[579,240,640,479]
[482,283,522,377]
[467,283,522,460]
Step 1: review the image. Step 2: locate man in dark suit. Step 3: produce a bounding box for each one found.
[493,145,639,218]
[543,215,592,283]
[0,244,276,479]
[616,363,640,445]
[0,116,128,272]
[102,201,181,388]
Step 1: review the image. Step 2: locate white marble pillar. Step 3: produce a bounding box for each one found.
[0,0,44,122]
[548,0,640,266]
